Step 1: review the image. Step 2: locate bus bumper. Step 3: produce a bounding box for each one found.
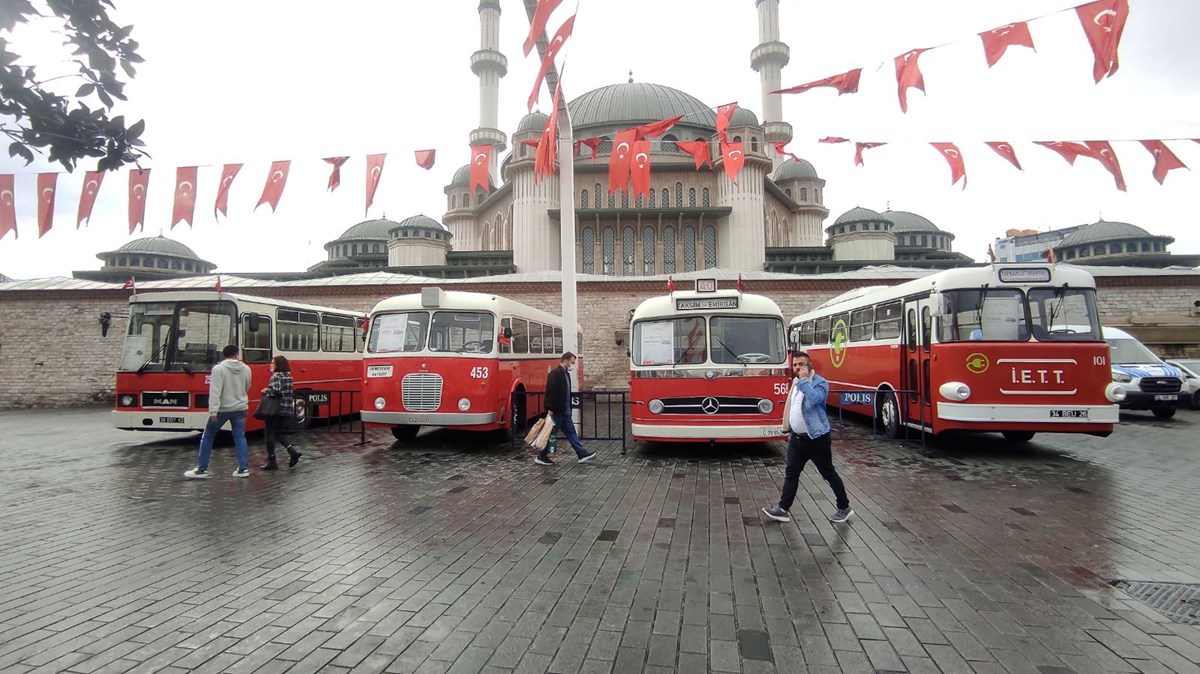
[361,411,497,426]
[936,403,1119,424]
[112,410,209,431]
[632,422,787,442]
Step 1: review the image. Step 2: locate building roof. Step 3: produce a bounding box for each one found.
[1060,220,1168,247]
[882,210,943,234]
[569,82,716,131]
[773,158,819,181]
[333,218,400,242]
[391,214,449,232]
[517,111,550,133]
[729,107,759,127]
[114,235,202,259]
[833,206,886,226]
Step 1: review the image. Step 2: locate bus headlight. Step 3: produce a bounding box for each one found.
[374,397,386,410]
[1105,383,1127,403]
[938,382,971,401]
[757,399,774,414]
[458,398,471,411]
[118,394,136,407]
[648,399,664,414]
[1111,371,1133,383]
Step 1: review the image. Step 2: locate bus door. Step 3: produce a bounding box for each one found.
[902,298,934,430]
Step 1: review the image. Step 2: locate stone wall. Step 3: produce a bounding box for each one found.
[1,272,1198,409]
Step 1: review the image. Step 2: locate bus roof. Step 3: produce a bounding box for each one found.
[370,289,570,328]
[794,264,1098,323]
[127,290,362,317]
[632,291,783,322]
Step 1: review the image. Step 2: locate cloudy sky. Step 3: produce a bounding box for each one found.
[1,0,1197,280]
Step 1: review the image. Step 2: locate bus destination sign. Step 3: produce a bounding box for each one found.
[676,297,739,311]
[997,267,1051,283]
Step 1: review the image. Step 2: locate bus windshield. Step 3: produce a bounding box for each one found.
[939,289,1027,342]
[367,312,430,353]
[119,300,237,373]
[1027,288,1102,340]
[710,316,787,364]
[633,317,706,366]
[429,311,495,353]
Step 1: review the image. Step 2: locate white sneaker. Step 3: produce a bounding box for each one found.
[232,468,249,478]
[184,468,209,480]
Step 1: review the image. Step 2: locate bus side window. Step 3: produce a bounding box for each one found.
[814,317,830,345]
[874,302,902,340]
[511,318,529,353]
[553,327,563,353]
[530,322,543,354]
[801,321,815,346]
[850,308,874,342]
[906,308,918,352]
[242,315,272,363]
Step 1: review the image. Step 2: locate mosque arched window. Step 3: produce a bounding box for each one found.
[683,226,697,272]
[374,244,381,254]
[1110,243,1122,254]
[689,188,696,207]
[602,227,615,275]
[814,189,820,202]
[118,257,127,266]
[663,226,676,274]
[648,189,656,208]
[799,187,807,202]
[621,192,629,208]
[1154,241,1163,251]
[1141,241,1150,252]
[661,188,669,207]
[661,134,678,153]
[920,235,928,247]
[608,192,616,208]
[451,195,457,209]
[185,263,193,271]
[1126,242,1136,253]
[171,260,181,270]
[582,228,595,274]
[1066,250,1076,260]
[703,225,716,268]
[643,227,656,274]
[352,244,359,256]
[623,227,636,275]
[1094,245,1105,256]
[675,182,683,206]
[594,184,602,208]
[733,135,742,144]
[635,194,643,208]
[750,137,758,152]
[463,193,470,208]
[157,258,168,269]
[580,189,588,208]
[519,143,527,158]
[702,188,710,207]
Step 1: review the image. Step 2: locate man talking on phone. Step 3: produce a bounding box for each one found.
[763,350,853,524]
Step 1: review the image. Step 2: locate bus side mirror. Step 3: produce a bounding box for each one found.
[928,296,946,318]
[246,314,261,333]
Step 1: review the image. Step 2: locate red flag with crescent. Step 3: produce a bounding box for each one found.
[667,276,675,292]
[633,115,683,140]
[819,136,849,144]
[676,140,712,170]
[256,161,290,212]
[716,102,738,145]
[534,85,561,184]
[470,145,491,195]
[323,156,349,191]
[214,163,241,219]
[771,68,862,96]
[737,274,746,293]
[128,168,150,234]
[1139,140,1187,185]
[608,129,637,194]
[215,275,222,293]
[1034,141,1095,165]
[76,170,105,227]
[980,22,1035,67]
[1076,0,1129,82]
[930,143,967,188]
[121,276,135,291]
[771,142,802,162]
[365,153,386,215]
[0,174,15,240]
[722,141,746,184]
[854,142,886,166]
[528,14,576,112]
[574,137,602,162]
[36,172,56,238]
[415,149,436,170]
[524,0,564,56]
[171,166,198,229]
[987,245,997,263]
[630,140,652,200]
[985,142,1023,170]
[894,49,927,112]
[1043,247,1056,264]
[1084,141,1126,191]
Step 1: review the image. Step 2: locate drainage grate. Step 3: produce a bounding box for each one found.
[1112,581,1200,625]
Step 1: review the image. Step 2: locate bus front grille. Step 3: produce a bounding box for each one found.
[660,396,763,415]
[402,373,443,411]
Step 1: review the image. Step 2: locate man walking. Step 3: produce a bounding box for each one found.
[536,352,596,466]
[185,344,252,479]
[763,350,853,523]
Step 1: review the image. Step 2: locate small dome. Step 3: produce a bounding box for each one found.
[1061,220,1159,247]
[117,236,201,259]
[834,207,885,226]
[391,214,449,232]
[729,107,759,127]
[517,111,550,133]
[773,158,819,181]
[335,218,400,241]
[882,210,941,233]
[449,164,494,189]
[570,82,716,131]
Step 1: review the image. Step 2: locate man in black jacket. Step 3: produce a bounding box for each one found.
[537,352,595,465]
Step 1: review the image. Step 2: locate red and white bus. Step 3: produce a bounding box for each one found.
[787,264,1122,441]
[629,279,790,443]
[361,288,578,441]
[114,291,364,432]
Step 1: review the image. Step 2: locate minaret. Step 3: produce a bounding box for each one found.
[751,0,793,170]
[471,0,508,185]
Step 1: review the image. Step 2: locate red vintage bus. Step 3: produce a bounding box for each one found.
[629,279,790,443]
[361,288,578,441]
[113,291,363,432]
[788,264,1123,442]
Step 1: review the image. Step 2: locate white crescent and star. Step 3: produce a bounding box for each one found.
[1094,9,1117,31]
[474,153,487,164]
[615,142,630,158]
[221,176,234,189]
[133,184,145,199]
[943,148,960,158]
[992,24,1014,36]
[0,189,13,205]
[729,150,743,161]
[634,152,649,167]
[178,181,193,195]
[997,144,1012,153]
[371,167,382,180]
[85,180,99,195]
[271,170,284,183]
[41,187,54,202]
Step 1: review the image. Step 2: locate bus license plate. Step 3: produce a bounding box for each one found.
[1050,410,1088,419]
[762,426,787,437]
[1153,394,1177,401]
[158,416,185,424]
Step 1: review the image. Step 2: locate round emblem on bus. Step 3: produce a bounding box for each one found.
[701,397,720,414]
[829,318,850,368]
[966,352,989,374]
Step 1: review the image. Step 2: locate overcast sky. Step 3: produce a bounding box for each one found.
[1,0,1197,280]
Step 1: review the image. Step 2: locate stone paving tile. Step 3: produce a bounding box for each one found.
[2,408,1200,673]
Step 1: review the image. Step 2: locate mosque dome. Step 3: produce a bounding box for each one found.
[1061,220,1159,247]
[569,82,716,131]
[881,210,942,234]
[773,158,820,181]
[390,214,449,233]
[729,107,759,127]
[833,207,885,226]
[449,164,494,189]
[517,111,550,134]
[333,218,400,242]
[95,234,215,279]
[116,236,202,259]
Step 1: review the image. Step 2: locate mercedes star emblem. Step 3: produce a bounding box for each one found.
[701,397,720,414]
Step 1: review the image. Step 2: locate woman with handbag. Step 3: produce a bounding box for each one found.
[259,355,302,470]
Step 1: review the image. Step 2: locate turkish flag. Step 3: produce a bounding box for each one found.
[524,0,564,56]
[128,168,150,234]
[987,245,996,263]
[930,143,967,188]
[215,275,222,293]
[772,142,801,162]
[1043,248,1056,264]
[121,276,135,291]
[528,14,576,112]
[520,139,541,149]
[633,115,683,140]
[1076,0,1129,82]
[1084,141,1126,191]
[366,153,386,215]
[324,156,349,191]
[1139,140,1188,185]
[771,68,862,96]
[854,142,886,166]
[0,174,16,241]
[414,149,436,170]
[256,160,290,212]
[716,102,738,144]
[1034,141,1095,165]
[469,145,491,195]
[36,173,56,238]
[819,136,849,144]
[985,142,1023,170]
[630,140,652,200]
[722,141,746,184]
[171,166,198,229]
[980,22,1035,67]
[676,140,712,170]
[667,275,675,292]
[608,129,637,194]
[574,137,602,162]
[535,85,561,184]
[214,163,241,219]
[76,170,105,227]
[895,49,927,112]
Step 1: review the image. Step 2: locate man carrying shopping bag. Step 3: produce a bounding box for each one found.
[535,352,596,466]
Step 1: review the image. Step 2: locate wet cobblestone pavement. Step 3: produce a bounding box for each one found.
[1,407,1199,673]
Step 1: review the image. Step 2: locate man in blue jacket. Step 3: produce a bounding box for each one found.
[763,350,853,523]
[536,352,596,466]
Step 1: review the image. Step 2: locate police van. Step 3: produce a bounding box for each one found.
[1105,326,1185,419]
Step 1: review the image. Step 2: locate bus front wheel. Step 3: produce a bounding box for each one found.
[501,393,525,441]
[878,392,901,439]
[1001,431,1036,443]
[391,424,420,442]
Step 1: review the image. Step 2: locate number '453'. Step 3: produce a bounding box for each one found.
[469,366,490,379]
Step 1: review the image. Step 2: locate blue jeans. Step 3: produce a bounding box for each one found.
[197,410,249,472]
[540,412,587,459]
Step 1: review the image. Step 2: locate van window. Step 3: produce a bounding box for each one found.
[1106,337,1161,364]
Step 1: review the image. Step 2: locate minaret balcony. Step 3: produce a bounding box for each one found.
[750,41,790,71]
[471,49,508,77]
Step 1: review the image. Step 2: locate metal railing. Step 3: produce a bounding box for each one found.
[292,389,366,445]
[827,388,926,444]
[512,389,629,454]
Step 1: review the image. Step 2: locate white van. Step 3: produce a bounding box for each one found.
[1105,326,1185,419]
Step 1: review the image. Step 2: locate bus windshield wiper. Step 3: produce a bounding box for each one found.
[136,327,173,376]
[712,336,747,366]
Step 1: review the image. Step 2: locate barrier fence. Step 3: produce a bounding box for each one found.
[828,388,926,445]
[513,389,630,454]
[293,389,366,445]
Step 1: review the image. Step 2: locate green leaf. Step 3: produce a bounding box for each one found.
[127,119,145,139]
[76,83,95,97]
